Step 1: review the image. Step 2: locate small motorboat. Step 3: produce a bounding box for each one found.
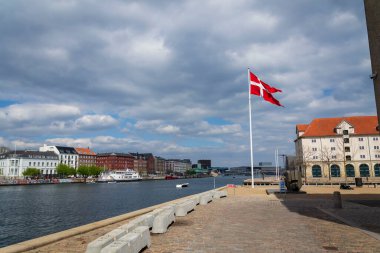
[176,183,189,188]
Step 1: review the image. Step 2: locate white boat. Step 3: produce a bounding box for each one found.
[176,183,189,188]
[97,169,142,183]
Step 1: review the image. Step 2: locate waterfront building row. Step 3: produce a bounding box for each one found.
[0,145,196,178]
[295,116,380,182]
[0,151,59,177]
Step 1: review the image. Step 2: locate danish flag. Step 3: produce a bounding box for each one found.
[249,71,283,107]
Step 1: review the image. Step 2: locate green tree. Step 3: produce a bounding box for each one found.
[23,167,41,177]
[77,165,90,177]
[88,165,103,177]
[185,169,196,176]
[56,163,76,178]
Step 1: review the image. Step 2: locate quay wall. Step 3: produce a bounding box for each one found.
[0,186,226,253]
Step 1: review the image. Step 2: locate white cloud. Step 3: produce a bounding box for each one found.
[74,115,118,130]
[156,125,180,134]
[329,11,359,28]
[0,103,80,123]
[0,0,373,166]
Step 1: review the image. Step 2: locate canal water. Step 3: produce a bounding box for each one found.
[0,176,246,248]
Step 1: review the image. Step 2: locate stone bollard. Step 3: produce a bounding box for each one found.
[333,191,342,209]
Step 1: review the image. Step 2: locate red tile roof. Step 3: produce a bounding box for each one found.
[75,147,96,155]
[297,116,378,137]
[296,124,308,132]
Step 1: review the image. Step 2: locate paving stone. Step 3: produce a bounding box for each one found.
[23,190,380,253]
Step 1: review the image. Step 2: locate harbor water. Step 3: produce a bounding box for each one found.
[0,176,245,248]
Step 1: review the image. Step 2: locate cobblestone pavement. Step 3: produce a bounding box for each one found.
[145,195,380,253]
[21,190,380,253]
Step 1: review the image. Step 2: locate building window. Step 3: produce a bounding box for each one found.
[344,138,349,143]
[376,154,380,159]
[345,147,350,152]
[360,155,366,159]
[358,137,364,141]
[343,130,349,135]
[332,155,337,159]
[331,164,341,177]
[330,139,335,143]
[313,156,318,160]
[312,148,317,151]
[374,137,379,141]
[345,155,351,161]
[312,165,322,178]
[359,164,370,177]
[311,139,316,143]
[375,164,380,177]
[331,147,336,151]
[374,146,379,150]
[345,164,355,177]
[359,146,364,150]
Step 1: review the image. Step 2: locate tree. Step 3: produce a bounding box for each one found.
[295,146,315,184]
[23,168,41,178]
[320,146,335,181]
[77,165,90,177]
[56,163,76,178]
[88,165,103,177]
[185,169,196,176]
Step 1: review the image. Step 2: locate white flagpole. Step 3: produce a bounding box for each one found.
[248,68,254,188]
[275,148,278,180]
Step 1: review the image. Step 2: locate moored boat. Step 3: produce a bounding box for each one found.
[165,175,179,180]
[97,169,142,183]
[176,183,189,188]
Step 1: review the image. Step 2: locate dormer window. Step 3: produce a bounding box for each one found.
[343,130,349,135]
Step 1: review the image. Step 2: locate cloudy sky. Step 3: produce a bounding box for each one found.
[0,0,375,167]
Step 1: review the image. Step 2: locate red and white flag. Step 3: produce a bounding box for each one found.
[249,71,283,107]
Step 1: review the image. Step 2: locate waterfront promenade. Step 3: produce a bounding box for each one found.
[1,185,380,253]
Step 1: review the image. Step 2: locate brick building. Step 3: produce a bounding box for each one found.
[96,153,134,171]
[154,156,166,175]
[130,153,148,176]
[75,147,97,167]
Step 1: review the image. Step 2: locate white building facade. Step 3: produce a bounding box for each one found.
[0,151,59,178]
[39,145,79,169]
[165,159,192,175]
[295,116,380,182]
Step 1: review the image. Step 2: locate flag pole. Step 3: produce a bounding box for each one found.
[248,68,254,188]
[274,147,279,180]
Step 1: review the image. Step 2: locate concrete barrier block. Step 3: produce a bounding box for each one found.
[100,226,150,253]
[175,200,196,217]
[151,207,176,234]
[85,228,126,253]
[213,190,228,199]
[191,194,201,205]
[199,193,213,205]
[132,226,151,248]
[150,204,176,218]
[140,213,155,228]
[119,213,155,233]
